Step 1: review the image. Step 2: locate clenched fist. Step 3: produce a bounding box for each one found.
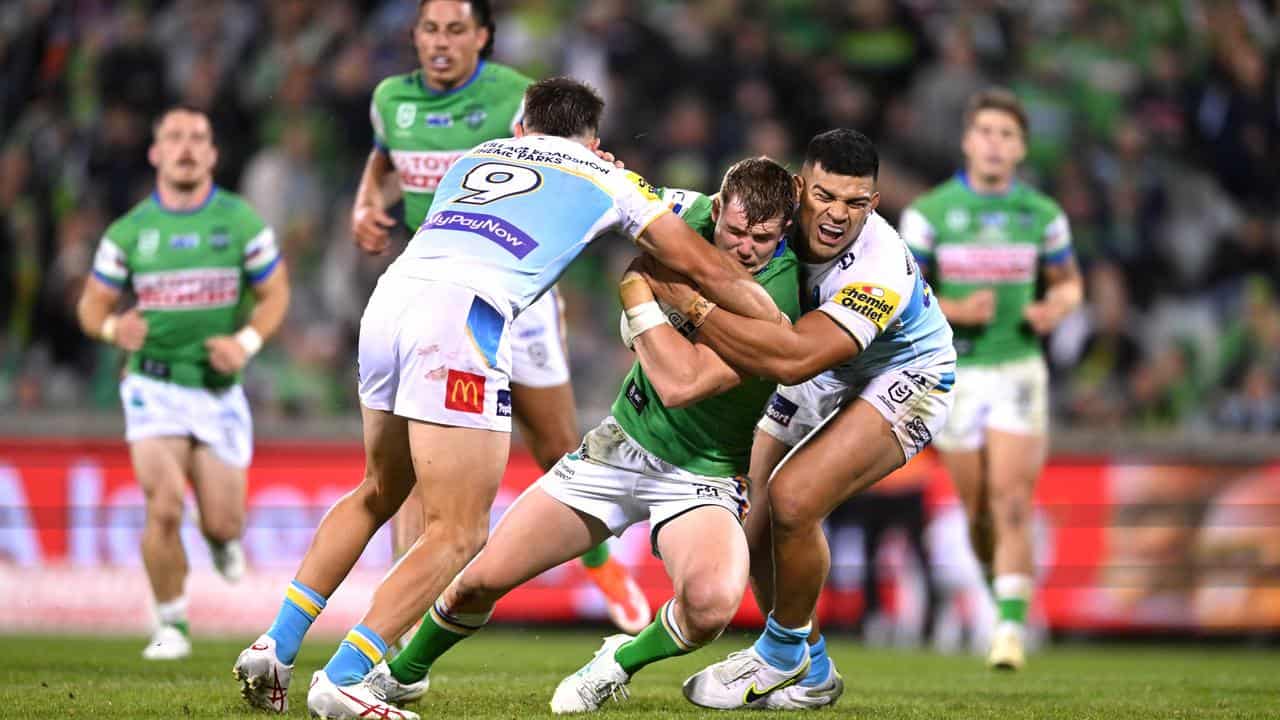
[352,205,397,255]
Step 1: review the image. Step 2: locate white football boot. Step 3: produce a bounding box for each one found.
[682,647,810,709]
[986,623,1025,671]
[307,669,420,720]
[753,657,844,709]
[364,661,430,705]
[141,624,191,661]
[550,634,633,714]
[209,539,246,583]
[233,633,294,713]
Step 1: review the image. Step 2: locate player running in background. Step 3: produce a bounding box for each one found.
[77,106,289,661]
[351,0,647,636]
[354,158,801,716]
[235,78,783,718]
[650,130,955,710]
[898,88,1083,670]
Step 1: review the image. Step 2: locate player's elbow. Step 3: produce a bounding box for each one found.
[651,376,701,409]
[764,358,818,387]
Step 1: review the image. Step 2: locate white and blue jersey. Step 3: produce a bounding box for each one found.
[804,212,956,387]
[386,134,670,319]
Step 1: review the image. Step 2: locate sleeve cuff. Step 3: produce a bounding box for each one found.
[1042,246,1074,266]
[92,270,125,288]
[247,256,281,284]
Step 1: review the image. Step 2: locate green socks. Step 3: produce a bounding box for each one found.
[579,542,611,569]
[388,601,491,684]
[613,600,695,675]
[994,574,1032,626]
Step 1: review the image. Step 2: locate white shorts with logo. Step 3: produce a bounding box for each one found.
[120,373,253,469]
[934,355,1049,451]
[537,417,749,554]
[757,361,956,462]
[357,275,513,431]
[509,287,571,388]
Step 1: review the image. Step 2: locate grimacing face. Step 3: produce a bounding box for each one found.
[414,0,489,91]
[711,195,788,273]
[794,162,878,263]
[961,108,1026,187]
[149,110,217,193]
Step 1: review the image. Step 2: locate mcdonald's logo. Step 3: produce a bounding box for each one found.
[445,369,485,413]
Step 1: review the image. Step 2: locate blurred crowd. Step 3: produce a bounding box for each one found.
[1,0,1278,432]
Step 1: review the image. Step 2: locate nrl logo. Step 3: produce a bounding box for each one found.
[139,229,160,257]
[396,103,416,129]
[463,104,487,129]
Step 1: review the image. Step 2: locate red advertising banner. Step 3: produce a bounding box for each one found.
[1,439,1276,638]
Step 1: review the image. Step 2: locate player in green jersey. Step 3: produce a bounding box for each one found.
[77,106,290,661]
[898,89,1083,670]
[351,158,801,715]
[350,0,648,636]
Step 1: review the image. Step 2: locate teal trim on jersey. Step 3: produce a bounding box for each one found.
[248,255,281,284]
[92,269,124,288]
[465,296,504,369]
[937,370,955,392]
[422,60,487,97]
[150,186,218,215]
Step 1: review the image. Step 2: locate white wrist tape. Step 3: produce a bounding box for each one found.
[620,301,669,350]
[234,327,264,357]
[100,315,118,344]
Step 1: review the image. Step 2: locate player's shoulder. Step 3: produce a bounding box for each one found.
[909,176,967,215]
[480,61,534,90]
[1013,182,1065,219]
[208,187,269,231]
[372,71,423,105]
[102,195,159,245]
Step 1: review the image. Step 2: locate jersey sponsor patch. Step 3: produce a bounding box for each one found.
[834,283,901,332]
[445,369,485,413]
[391,149,468,193]
[765,393,798,427]
[936,244,1037,283]
[496,388,512,417]
[424,210,539,259]
[624,171,660,202]
[133,268,241,310]
[625,378,648,414]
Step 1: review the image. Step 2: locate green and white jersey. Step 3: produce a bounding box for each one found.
[91,187,280,389]
[899,173,1073,365]
[370,61,533,232]
[611,188,804,478]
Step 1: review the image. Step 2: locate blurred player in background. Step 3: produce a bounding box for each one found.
[357,159,801,715]
[235,77,783,718]
[658,130,955,710]
[351,0,647,636]
[898,88,1083,670]
[76,106,289,661]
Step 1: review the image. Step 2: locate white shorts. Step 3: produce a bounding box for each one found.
[120,373,253,469]
[510,287,571,388]
[537,417,749,554]
[757,362,956,462]
[934,355,1048,451]
[357,275,513,432]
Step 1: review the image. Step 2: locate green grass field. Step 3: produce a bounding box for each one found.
[1,630,1275,719]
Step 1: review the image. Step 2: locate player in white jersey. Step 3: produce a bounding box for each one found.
[641,130,955,710]
[234,78,784,719]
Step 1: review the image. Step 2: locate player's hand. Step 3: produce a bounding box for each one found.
[964,289,996,325]
[635,255,698,310]
[114,309,148,352]
[593,147,624,169]
[352,205,396,255]
[1023,300,1062,335]
[205,335,249,374]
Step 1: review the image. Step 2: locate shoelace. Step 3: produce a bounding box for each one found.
[713,650,762,683]
[579,675,630,706]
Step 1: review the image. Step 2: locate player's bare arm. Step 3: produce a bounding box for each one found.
[1024,256,1083,334]
[77,277,147,351]
[637,212,781,322]
[206,264,290,374]
[619,268,745,408]
[351,149,400,255]
[647,272,858,386]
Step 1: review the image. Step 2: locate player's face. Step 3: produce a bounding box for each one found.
[149,110,216,192]
[794,163,878,263]
[414,1,490,91]
[962,108,1026,185]
[712,196,788,273]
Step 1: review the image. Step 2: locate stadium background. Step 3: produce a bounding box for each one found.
[1,0,1278,649]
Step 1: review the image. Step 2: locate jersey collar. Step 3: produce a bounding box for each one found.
[957,170,1017,198]
[419,60,486,97]
[150,185,217,214]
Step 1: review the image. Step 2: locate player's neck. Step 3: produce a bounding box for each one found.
[963,168,1014,195]
[422,59,482,93]
[154,179,215,212]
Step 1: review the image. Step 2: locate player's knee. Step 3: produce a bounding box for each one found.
[529,427,577,470]
[422,520,489,565]
[200,512,243,545]
[768,487,822,536]
[677,578,741,639]
[355,475,411,523]
[146,493,185,533]
[992,492,1031,531]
